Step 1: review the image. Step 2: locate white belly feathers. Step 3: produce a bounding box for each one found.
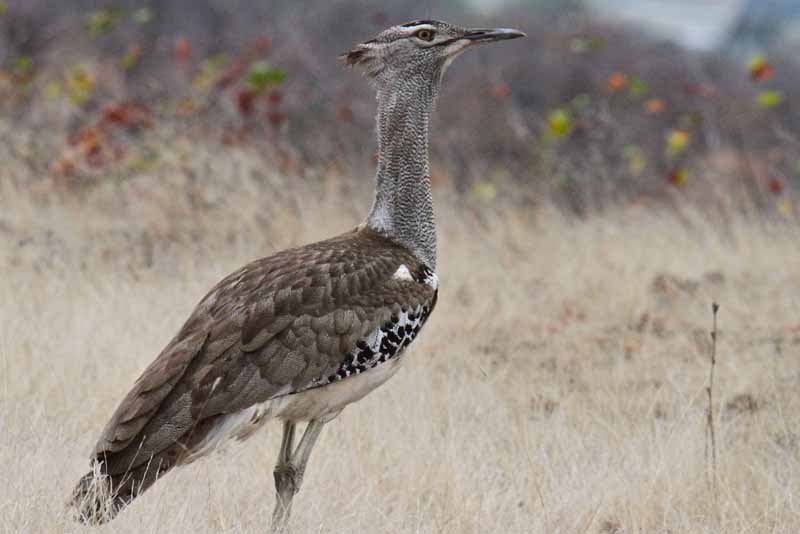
[184,358,404,462]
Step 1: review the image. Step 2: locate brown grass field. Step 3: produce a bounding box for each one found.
[1,136,800,533]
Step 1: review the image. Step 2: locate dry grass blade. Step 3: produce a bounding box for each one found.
[706,301,720,509]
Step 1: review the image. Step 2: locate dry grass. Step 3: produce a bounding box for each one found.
[1,145,799,533]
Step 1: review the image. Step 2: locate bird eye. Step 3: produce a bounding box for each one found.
[415,29,435,42]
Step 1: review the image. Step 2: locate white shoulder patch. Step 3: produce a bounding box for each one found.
[392,264,414,282]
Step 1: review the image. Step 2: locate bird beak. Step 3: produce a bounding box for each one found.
[463,28,526,43]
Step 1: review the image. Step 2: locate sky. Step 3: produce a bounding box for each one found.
[469,0,748,51]
[587,0,745,50]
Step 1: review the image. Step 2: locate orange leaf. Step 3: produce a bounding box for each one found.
[748,55,774,82]
[644,98,665,114]
[668,168,688,186]
[71,126,103,155]
[666,129,691,155]
[607,72,628,92]
[489,83,510,100]
[51,156,77,176]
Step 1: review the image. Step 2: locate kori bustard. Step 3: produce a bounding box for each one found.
[70,20,523,531]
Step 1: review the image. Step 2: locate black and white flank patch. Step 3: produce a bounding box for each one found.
[318,302,435,386]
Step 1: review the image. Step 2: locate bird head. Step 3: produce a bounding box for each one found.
[342,20,525,81]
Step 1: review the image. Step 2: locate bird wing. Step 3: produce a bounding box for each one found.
[92,228,437,475]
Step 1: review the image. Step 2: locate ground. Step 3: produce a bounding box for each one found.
[1,148,799,533]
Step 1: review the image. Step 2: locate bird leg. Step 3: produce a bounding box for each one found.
[271,420,296,532]
[270,420,325,533]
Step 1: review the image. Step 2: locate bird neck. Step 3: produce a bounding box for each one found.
[366,72,439,270]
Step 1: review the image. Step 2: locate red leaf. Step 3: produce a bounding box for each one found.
[237,90,256,116]
[217,59,246,89]
[71,126,103,155]
[748,56,775,82]
[750,63,774,82]
[667,168,688,187]
[251,36,271,56]
[85,144,104,167]
[175,37,192,62]
[767,177,785,194]
[267,89,282,106]
[102,101,151,128]
[684,82,716,98]
[336,105,354,122]
[266,110,286,126]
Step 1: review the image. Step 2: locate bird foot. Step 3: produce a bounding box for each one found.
[274,463,305,496]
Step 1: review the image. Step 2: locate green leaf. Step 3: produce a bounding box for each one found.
[193,53,230,90]
[121,44,143,70]
[13,56,34,76]
[85,7,123,38]
[569,35,607,54]
[623,144,646,175]
[588,36,607,52]
[756,90,784,109]
[247,62,287,94]
[470,181,497,201]
[570,93,591,110]
[547,108,573,137]
[0,2,7,15]
[202,53,229,74]
[132,7,153,24]
[628,77,649,98]
[680,110,704,128]
[43,81,62,99]
[65,63,96,106]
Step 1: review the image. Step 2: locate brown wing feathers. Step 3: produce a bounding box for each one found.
[72,228,436,522]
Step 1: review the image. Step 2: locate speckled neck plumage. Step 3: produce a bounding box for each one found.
[366,66,441,271]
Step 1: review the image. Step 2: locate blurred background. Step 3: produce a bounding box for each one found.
[3,3,800,533]
[1,0,798,219]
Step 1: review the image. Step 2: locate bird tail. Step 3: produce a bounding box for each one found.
[67,463,139,525]
[69,469,119,525]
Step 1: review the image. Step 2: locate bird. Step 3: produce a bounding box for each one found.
[69,19,524,532]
